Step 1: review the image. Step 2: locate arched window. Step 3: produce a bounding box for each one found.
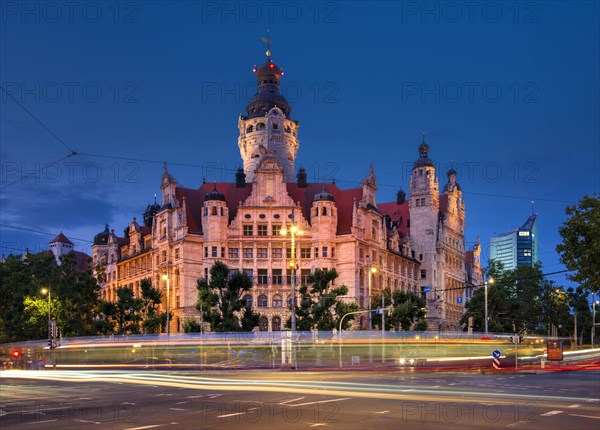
[243,294,253,307]
[246,125,253,133]
[252,153,260,158]
[256,122,265,131]
[272,316,281,331]
[258,295,268,307]
[259,316,269,331]
[272,295,282,307]
[211,206,217,215]
[322,207,327,216]
[272,122,278,130]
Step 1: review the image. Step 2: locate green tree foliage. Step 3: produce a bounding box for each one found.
[112,286,143,334]
[140,278,165,334]
[0,252,100,342]
[461,261,574,335]
[557,194,600,294]
[182,318,202,333]
[293,269,359,330]
[195,261,260,332]
[370,288,427,331]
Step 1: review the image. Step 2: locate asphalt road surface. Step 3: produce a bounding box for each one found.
[1,369,599,429]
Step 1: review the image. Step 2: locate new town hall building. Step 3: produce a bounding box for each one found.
[92,50,483,332]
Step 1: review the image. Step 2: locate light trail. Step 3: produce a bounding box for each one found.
[2,370,599,406]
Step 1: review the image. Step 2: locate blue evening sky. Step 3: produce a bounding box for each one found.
[1,1,598,288]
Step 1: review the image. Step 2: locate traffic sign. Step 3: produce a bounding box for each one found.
[423,286,431,293]
[492,350,501,359]
[457,297,463,304]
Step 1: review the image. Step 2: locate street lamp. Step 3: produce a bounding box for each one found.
[281,207,303,333]
[42,285,52,339]
[366,255,377,331]
[162,267,171,336]
[593,296,599,347]
[484,277,494,336]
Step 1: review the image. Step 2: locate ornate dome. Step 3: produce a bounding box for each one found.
[313,187,335,202]
[413,139,434,169]
[204,184,226,202]
[246,57,292,118]
[93,224,111,245]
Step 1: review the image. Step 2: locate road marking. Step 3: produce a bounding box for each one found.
[124,425,168,430]
[376,410,390,414]
[289,398,350,407]
[217,412,247,418]
[76,419,101,424]
[568,414,600,420]
[567,404,581,408]
[540,410,563,417]
[278,397,306,405]
[30,420,58,425]
[310,424,328,427]
[174,401,190,405]
[169,408,188,411]
[76,397,93,400]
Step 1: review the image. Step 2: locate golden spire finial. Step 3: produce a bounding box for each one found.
[261,29,272,58]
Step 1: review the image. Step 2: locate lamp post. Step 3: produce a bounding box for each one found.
[592,299,598,346]
[162,263,171,336]
[41,286,51,338]
[367,255,377,331]
[484,277,494,336]
[281,207,303,334]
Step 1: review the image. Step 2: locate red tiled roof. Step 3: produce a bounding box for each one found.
[466,250,474,264]
[140,226,152,237]
[50,232,73,245]
[286,183,363,234]
[439,194,448,214]
[378,201,411,236]
[176,183,254,233]
[45,249,90,272]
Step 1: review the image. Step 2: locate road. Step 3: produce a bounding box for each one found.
[1,369,599,429]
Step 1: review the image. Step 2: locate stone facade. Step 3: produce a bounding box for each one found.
[92,51,482,332]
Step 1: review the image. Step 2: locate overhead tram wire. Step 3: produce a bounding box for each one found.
[0,153,76,191]
[0,223,94,243]
[1,85,570,204]
[430,269,574,295]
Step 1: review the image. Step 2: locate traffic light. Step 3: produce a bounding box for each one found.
[48,339,55,349]
[12,350,21,359]
[518,335,524,344]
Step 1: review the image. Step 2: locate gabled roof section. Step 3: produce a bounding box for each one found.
[377,201,410,236]
[286,183,362,234]
[175,183,254,234]
[50,232,73,245]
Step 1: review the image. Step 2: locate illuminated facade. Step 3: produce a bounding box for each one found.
[92,50,482,332]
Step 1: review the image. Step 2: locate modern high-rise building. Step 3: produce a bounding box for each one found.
[490,214,538,271]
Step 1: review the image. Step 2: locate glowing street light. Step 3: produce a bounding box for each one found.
[367,255,378,331]
[484,277,494,335]
[162,267,171,336]
[281,208,303,333]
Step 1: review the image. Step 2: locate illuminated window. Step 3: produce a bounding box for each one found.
[272,270,283,285]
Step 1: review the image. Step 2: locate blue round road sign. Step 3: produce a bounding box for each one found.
[492,350,501,359]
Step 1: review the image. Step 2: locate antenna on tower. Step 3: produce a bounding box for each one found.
[531,200,535,214]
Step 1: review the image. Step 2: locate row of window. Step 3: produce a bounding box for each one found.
[243,224,281,236]
[204,246,334,259]
[244,294,288,308]
[204,268,313,286]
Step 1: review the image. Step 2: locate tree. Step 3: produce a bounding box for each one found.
[140,278,165,334]
[557,194,600,294]
[371,288,427,331]
[0,251,101,342]
[195,261,260,332]
[461,261,574,335]
[293,269,359,330]
[109,286,143,334]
